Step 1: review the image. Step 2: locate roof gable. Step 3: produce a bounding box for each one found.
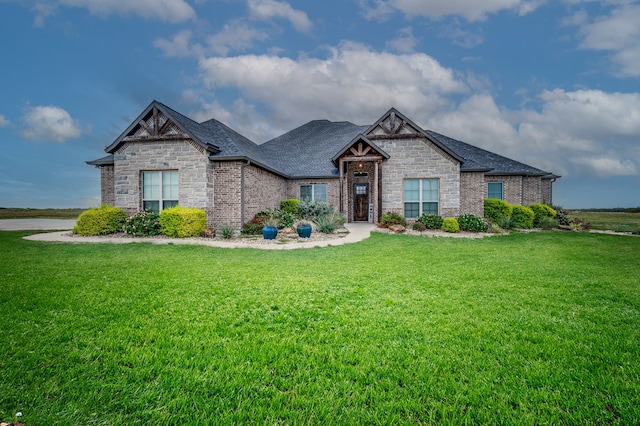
[331,134,390,165]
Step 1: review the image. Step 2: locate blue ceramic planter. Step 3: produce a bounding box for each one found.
[262,226,278,240]
[296,224,312,238]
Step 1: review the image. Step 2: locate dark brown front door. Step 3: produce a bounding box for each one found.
[354,183,369,221]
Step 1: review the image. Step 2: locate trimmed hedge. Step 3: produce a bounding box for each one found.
[511,205,535,229]
[280,199,300,216]
[528,203,557,227]
[441,217,460,233]
[73,205,127,236]
[484,198,513,224]
[159,206,206,238]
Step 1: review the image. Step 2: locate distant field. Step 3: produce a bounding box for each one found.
[0,208,86,220]
[570,211,640,233]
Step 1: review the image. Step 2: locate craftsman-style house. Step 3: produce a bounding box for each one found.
[88,101,558,229]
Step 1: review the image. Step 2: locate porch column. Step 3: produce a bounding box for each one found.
[339,158,344,214]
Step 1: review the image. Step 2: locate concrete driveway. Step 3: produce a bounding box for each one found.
[0,219,77,230]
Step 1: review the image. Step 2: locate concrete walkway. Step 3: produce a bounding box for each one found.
[19,221,377,250]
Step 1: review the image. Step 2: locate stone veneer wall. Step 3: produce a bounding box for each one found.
[377,137,461,218]
[100,165,115,206]
[113,139,211,217]
[460,171,485,217]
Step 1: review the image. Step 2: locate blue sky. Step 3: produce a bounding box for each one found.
[1,0,639,209]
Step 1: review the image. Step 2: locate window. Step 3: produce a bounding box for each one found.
[487,182,503,200]
[300,184,327,202]
[142,171,178,213]
[404,179,439,218]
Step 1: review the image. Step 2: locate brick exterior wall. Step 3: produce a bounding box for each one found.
[376,137,461,218]
[541,178,553,205]
[113,139,211,218]
[244,164,288,223]
[99,165,115,206]
[460,171,485,216]
[486,175,547,206]
[213,161,242,229]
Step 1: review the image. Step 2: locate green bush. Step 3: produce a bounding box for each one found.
[159,206,206,238]
[280,199,300,216]
[412,221,427,231]
[220,225,234,239]
[457,213,488,232]
[527,204,557,227]
[274,210,296,229]
[298,201,334,221]
[380,212,407,228]
[123,209,161,236]
[415,213,443,229]
[441,217,460,233]
[484,199,512,224]
[73,205,127,236]
[511,205,535,229]
[314,212,346,234]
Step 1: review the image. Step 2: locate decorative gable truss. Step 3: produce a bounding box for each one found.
[367,110,423,139]
[124,106,189,142]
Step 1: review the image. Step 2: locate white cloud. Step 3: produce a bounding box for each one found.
[386,27,419,53]
[248,0,313,32]
[361,0,540,22]
[206,20,270,56]
[58,0,196,23]
[574,3,640,76]
[20,105,84,143]
[154,30,194,58]
[32,2,57,27]
[197,42,468,139]
[0,114,10,127]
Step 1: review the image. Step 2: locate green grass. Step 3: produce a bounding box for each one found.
[0,208,86,220]
[570,211,640,233]
[1,231,639,425]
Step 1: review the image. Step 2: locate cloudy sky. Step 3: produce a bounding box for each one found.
[1,0,639,209]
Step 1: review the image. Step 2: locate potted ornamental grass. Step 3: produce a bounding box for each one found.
[295,220,312,238]
[262,214,279,240]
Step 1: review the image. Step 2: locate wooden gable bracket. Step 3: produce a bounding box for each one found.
[349,142,372,157]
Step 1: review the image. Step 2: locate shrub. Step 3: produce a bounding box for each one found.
[314,212,346,234]
[380,212,407,228]
[220,225,234,239]
[441,217,460,233]
[242,216,265,235]
[484,199,512,224]
[528,204,557,227]
[159,206,206,238]
[412,221,427,231]
[123,209,161,236]
[554,207,571,226]
[457,213,488,232]
[537,216,558,230]
[415,213,443,229]
[280,199,300,216]
[73,205,127,236]
[297,201,334,221]
[274,210,296,229]
[511,205,535,229]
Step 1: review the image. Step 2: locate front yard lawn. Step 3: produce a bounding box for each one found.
[1,231,639,425]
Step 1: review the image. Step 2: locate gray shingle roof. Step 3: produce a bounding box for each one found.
[89,102,552,178]
[426,130,550,176]
[260,120,368,177]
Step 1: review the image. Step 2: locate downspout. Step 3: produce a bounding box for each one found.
[241,160,251,227]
